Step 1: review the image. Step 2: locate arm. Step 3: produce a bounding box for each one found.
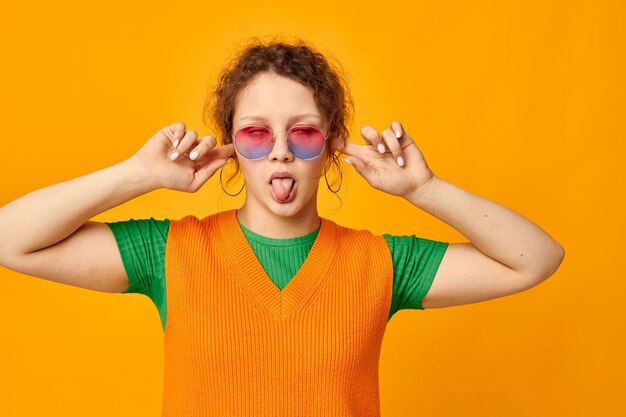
[335,121,565,309]
[406,175,565,308]
[0,121,234,293]
[0,159,158,256]
[0,158,159,292]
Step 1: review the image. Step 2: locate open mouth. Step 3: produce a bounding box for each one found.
[269,177,296,202]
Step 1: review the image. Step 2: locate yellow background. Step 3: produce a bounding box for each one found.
[1,0,623,416]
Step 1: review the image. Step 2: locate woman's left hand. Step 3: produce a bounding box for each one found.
[331,121,436,199]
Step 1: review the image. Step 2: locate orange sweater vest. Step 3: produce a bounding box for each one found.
[162,209,394,416]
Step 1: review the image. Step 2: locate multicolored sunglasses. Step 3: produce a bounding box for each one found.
[232,124,328,160]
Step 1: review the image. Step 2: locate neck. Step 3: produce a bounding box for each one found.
[236,206,321,239]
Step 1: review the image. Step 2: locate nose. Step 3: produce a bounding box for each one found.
[267,130,294,162]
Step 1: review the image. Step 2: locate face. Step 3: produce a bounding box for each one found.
[232,71,331,221]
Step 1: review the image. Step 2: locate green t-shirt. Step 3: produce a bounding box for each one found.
[106,217,449,331]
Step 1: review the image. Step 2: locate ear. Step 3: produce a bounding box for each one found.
[329,136,344,153]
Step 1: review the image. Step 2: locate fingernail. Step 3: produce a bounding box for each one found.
[190,150,198,160]
[173,139,180,148]
[170,151,180,160]
[377,143,385,153]
[394,129,402,139]
[343,158,352,165]
[397,156,405,167]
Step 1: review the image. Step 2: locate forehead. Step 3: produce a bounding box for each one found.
[233,72,323,125]
[239,113,322,125]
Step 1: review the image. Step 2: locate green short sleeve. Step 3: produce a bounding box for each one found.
[105,218,169,330]
[384,234,449,320]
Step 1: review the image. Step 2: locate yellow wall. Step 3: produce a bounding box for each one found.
[1,1,623,416]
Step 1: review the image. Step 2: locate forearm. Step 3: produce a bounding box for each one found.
[0,157,159,255]
[406,175,564,279]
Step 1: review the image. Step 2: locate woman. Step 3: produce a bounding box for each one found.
[0,38,564,416]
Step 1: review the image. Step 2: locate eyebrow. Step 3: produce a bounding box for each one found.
[238,113,322,122]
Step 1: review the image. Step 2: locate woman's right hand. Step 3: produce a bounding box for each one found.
[128,121,236,192]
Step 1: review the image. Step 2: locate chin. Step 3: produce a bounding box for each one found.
[266,200,303,216]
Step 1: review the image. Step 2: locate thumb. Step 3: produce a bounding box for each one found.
[190,158,230,191]
[343,156,368,177]
[214,142,236,159]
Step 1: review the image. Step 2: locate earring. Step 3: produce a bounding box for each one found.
[220,156,245,196]
[324,153,343,194]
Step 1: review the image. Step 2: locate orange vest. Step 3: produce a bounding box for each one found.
[162,209,393,416]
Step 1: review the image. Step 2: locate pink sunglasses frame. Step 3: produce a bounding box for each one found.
[231,124,329,160]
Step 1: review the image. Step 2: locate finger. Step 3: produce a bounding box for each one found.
[391,120,403,139]
[381,128,405,167]
[330,136,364,158]
[391,120,417,148]
[189,157,231,192]
[160,121,187,148]
[360,125,386,154]
[203,142,235,161]
[194,145,236,192]
[170,129,198,160]
[177,129,199,155]
[188,135,217,161]
[343,155,370,179]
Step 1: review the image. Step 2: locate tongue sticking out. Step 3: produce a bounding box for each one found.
[270,178,295,201]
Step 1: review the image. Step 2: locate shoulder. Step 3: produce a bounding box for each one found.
[169,214,200,225]
[105,217,170,238]
[328,219,373,237]
[327,219,390,251]
[169,210,227,226]
[167,211,235,240]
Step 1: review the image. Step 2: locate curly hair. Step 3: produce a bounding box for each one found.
[202,36,354,197]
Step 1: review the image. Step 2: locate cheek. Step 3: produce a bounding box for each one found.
[237,163,256,184]
[315,159,330,177]
[303,164,326,186]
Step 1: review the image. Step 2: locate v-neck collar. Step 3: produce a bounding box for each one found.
[238,218,320,246]
[216,209,337,321]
